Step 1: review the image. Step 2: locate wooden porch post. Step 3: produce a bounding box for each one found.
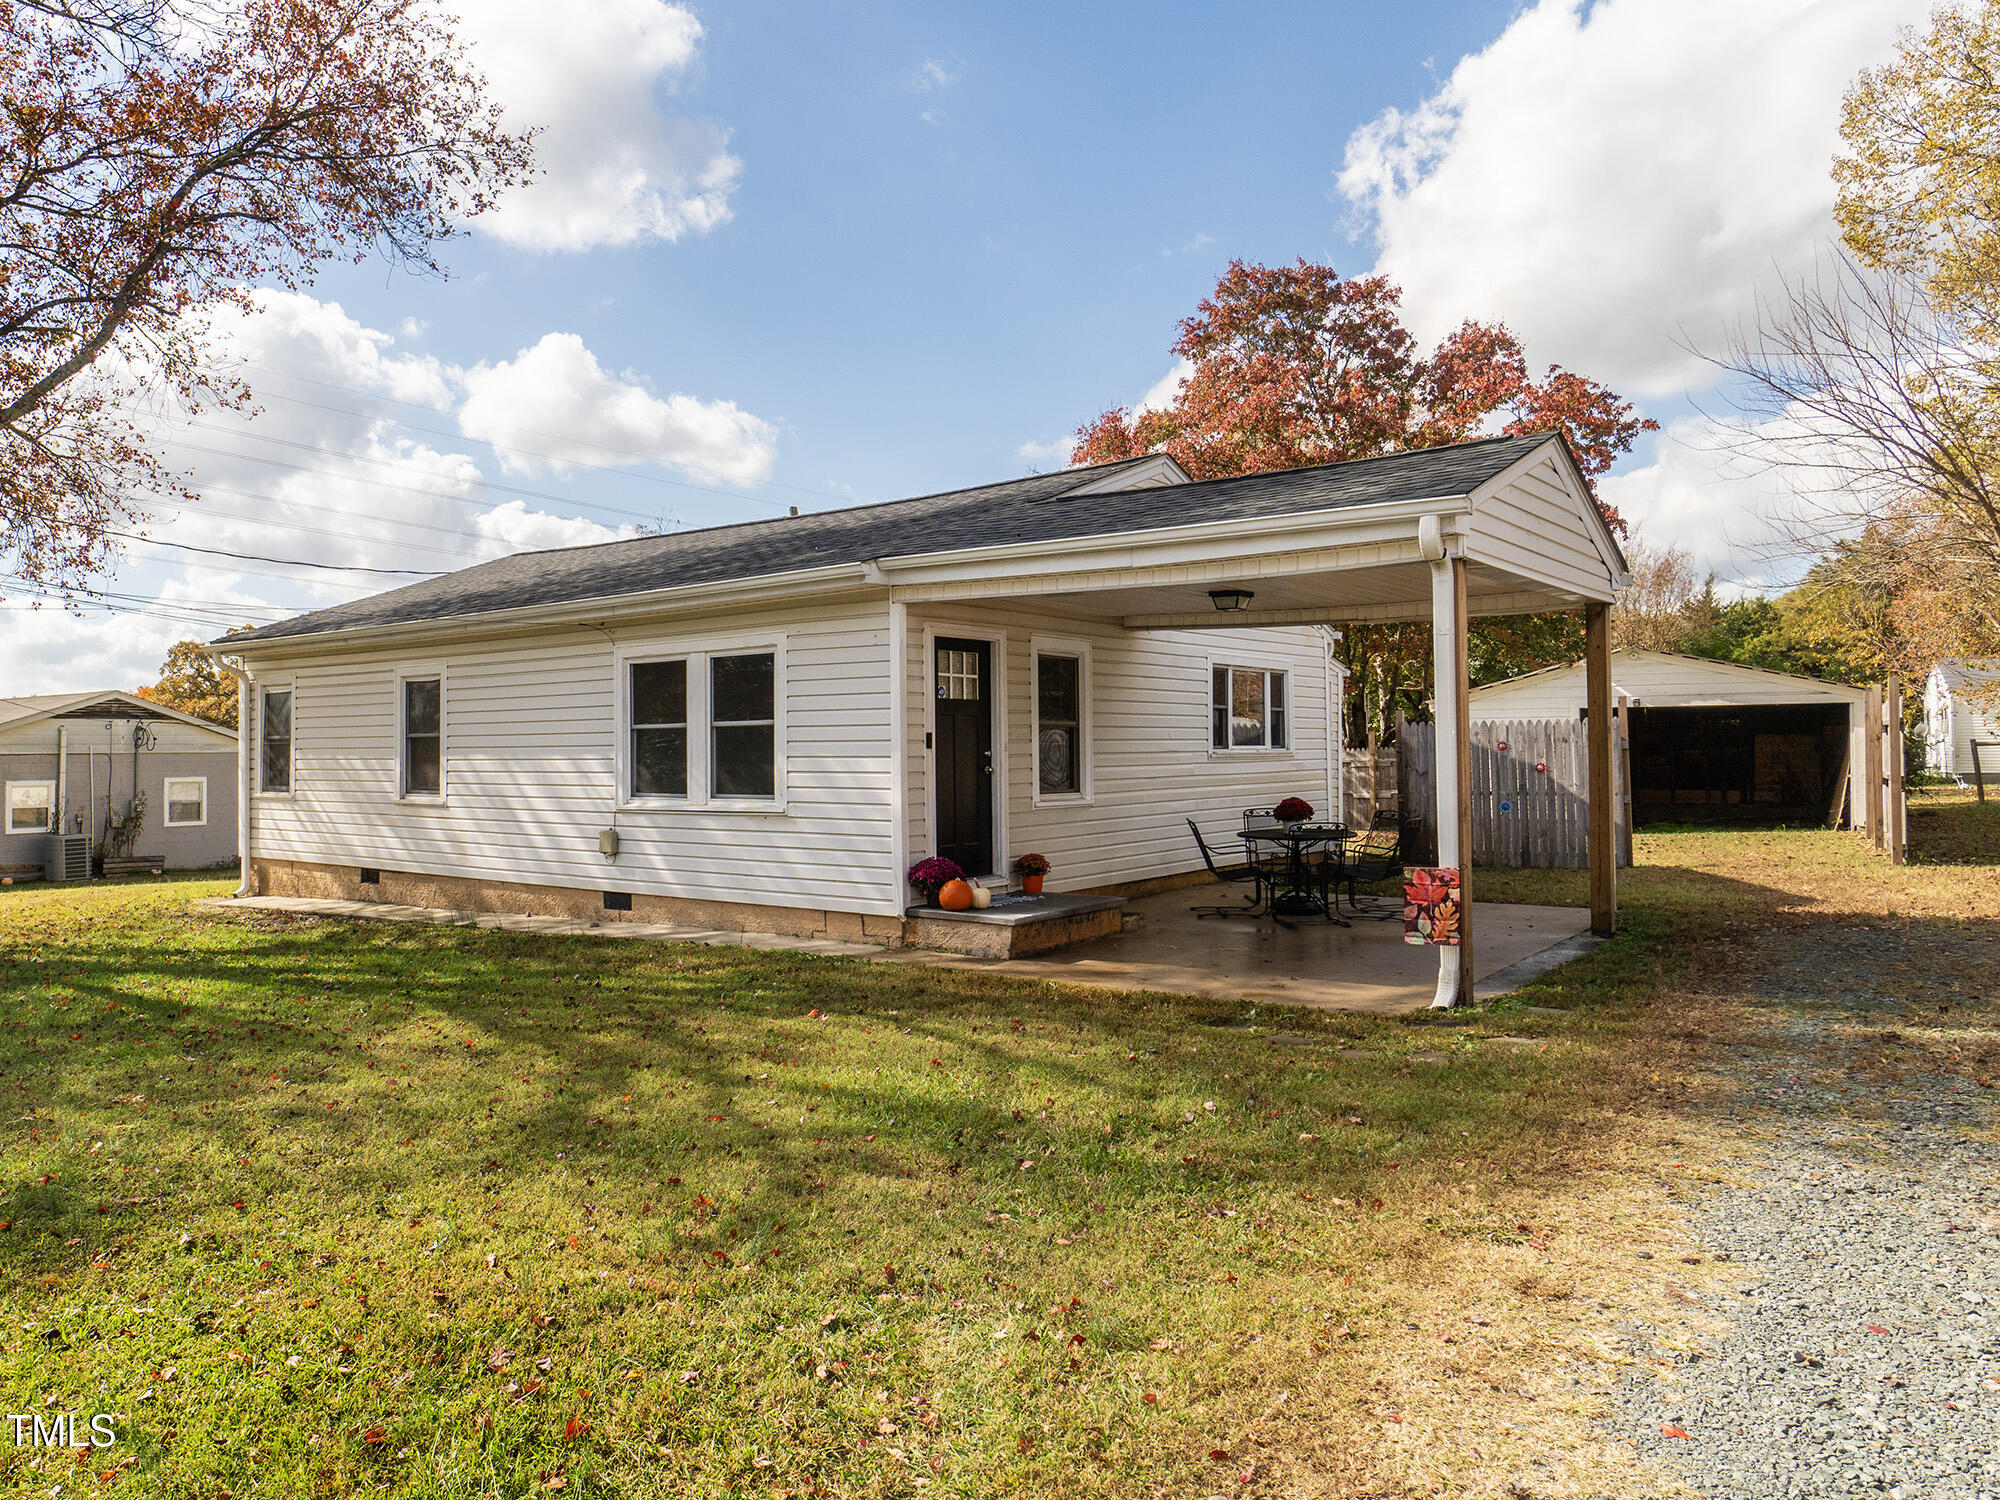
[1585,602,1616,937]
[1428,543,1473,1008]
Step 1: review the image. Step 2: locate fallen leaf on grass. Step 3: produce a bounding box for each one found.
[1661,1424,1691,1439]
[1867,1325,1893,1335]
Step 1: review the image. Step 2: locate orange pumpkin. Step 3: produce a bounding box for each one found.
[937,878,974,911]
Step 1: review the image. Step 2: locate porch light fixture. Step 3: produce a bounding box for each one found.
[1208,587,1255,612]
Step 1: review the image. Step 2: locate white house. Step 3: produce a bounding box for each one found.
[207,432,1629,998]
[1470,648,1868,825]
[0,690,238,876]
[1922,659,2000,781]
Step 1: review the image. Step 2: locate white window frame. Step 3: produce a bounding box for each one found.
[919,622,1008,873]
[395,665,447,804]
[1207,659,1293,755]
[162,775,208,828]
[256,680,295,797]
[3,780,54,836]
[623,652,693,805]
[1030,634,1092,807]
[613,632,788,813]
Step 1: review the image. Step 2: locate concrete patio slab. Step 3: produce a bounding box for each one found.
[945,888,1595,1014]
[198,886,1598,1016]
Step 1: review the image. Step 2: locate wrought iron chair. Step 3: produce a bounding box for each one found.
[1241,806,1281,836]
[1188,818,1271,918]
[1324,819,1404,919]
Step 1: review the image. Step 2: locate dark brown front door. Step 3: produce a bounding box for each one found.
[934,637,993,874]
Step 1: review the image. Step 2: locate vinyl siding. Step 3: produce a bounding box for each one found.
[1925,668,2000,774]
[902,603,1336,890]
[1466,454,1616,602]
[242,598,901,914]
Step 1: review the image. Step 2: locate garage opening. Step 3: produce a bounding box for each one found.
[1627,704,1852,824]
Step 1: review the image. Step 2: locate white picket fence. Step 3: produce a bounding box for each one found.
[1399,716,1633,870]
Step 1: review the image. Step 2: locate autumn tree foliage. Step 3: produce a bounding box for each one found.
[1071,260,1654,531]
[136,635,242,725]
[1073,260,1656,742]
[0,0,533,598]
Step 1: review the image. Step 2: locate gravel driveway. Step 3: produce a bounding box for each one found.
[1613,925,1999,1499]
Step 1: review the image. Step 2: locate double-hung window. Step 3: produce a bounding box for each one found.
[1034,647,1085,797]
[4,781,53,835]
[710,653,776,800]
[623,644,781,806]
[1211,665,1288,750]
[163,777,207,827]
[630,659,688,798]
[260,687,293,792]
[401,675,443,798]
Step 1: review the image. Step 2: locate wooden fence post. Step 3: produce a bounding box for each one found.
[1585,603,1616,936]
[1864,684,1884,849]
[1885,676,1906,865]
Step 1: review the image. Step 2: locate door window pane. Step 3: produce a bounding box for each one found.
[1269,672,1287,748]
[403,678,442,796]
[1037,654,1080,794]
[1211,666,1228,748]
[630,660,688,797]
[711,653,776,799]
[261,689,292,792]
[938,649,981,701]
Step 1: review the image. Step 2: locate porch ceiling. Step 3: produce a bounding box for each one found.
[906,556,1597,629]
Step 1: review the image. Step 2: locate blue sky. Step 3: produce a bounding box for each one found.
[12,0,1915,689]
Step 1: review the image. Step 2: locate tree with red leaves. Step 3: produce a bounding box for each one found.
[1072,260,1657,744]
[1072,260,1653,532]
[0,0,534,598]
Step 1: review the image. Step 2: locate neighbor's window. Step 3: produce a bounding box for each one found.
[402,676,442,797]
[260,687,293,792]
[164,777,207,827]
[1037,653,1082,795]
[630,658,688,798]
[1211,666,1288,750]
[4,781,53,834]
[710,652,776,798]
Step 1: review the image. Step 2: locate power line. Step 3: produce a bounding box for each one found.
[0,503,440,577]
[167,429,673,530]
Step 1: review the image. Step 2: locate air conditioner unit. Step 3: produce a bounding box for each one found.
[44,835,90,882]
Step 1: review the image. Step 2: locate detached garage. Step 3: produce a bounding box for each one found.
[1470,649,1866,826]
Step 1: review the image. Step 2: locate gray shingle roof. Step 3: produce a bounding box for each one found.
[219,433,1553,647]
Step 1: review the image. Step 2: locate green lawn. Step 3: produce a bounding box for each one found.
[1,809,1992,1499]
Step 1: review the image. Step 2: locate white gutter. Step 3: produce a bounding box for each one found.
[214,493,1488,662]
[205,652,255,897]
[55,724,68,837]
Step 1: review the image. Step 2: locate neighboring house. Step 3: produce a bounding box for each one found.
[0,690,238,877]
[208,433,1627,951]
[1470,649,1867,825]
[1923,659,2000,782]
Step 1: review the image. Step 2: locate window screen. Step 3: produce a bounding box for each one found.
[165,779,205,825]
[630,659,688,797]
[261,689,292,792]
[1037,654,1081,794]
[711,653,776,798]
[403,678,441,796]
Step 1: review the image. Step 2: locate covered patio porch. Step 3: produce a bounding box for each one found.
[883,433,1629,1007]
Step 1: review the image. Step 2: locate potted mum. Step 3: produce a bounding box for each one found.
[1012,851,1051,895]
[907,855,966,906]
[1272,796,1314,824]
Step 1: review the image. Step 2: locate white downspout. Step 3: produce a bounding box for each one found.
[1317,627,1344,825]
[55,725,68,835]
[210,653,255,897]
[1420,515,1463,1009]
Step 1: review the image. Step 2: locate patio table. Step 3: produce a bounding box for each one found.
[1242,822,1350,926]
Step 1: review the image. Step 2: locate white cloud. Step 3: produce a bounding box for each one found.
[1015,435,1072,466]
[912,56,961,91]
[1336,0,1904,399]
[1137,358,1192,415]
[457,332,777,487]
[463,0,740,253]
[1600,414,1862,593]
